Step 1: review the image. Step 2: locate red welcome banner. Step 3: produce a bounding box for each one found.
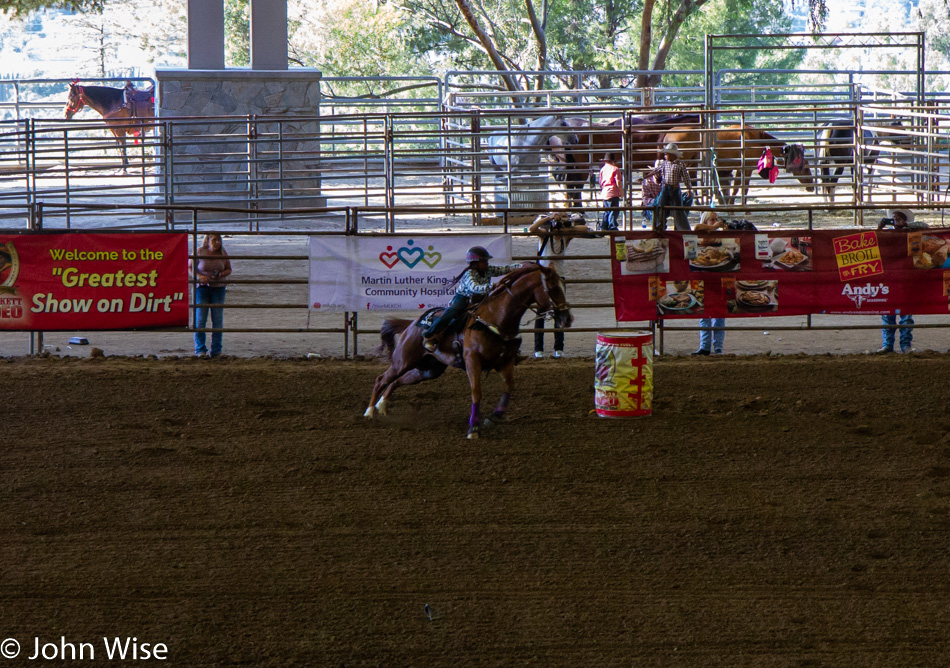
[611,229,950,321]
[0,233,189,330]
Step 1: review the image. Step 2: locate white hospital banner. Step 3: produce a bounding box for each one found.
[309,235,511,312]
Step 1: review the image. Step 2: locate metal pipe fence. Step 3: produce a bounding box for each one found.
[1,103,948,234]
[4,199,950,359]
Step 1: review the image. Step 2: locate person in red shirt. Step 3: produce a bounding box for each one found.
[598,154,623,231]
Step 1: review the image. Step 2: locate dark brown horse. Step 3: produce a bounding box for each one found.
[659,125,815,205]
[547,114,702,207]
[64,81,155,169]
[364,264,573,439]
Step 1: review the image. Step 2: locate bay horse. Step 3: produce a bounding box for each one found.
[364,264,573,439]
[547,113,701,208]
[64,81,155,170]
[659,125,815,205]
[815,120,904,203]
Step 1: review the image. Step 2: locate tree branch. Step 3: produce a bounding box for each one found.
[649,0,711,86]
[524,0,547,90]
[453,0,521,91]
[635,0,655,88]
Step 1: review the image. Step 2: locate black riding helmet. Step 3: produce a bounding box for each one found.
[466,246,492,263]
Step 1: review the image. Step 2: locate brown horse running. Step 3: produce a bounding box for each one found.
[364,264,573,439]
[659,125,815,205]
[547,114,701,208]
[64,81,155,169]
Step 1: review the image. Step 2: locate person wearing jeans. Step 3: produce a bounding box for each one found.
[191,233,232,357]
[694,318,725,356]
[649,143,693,232]
[527,212,590,358]
[598,154,622,231]
[880,313,914,354]
[877,208,926,354]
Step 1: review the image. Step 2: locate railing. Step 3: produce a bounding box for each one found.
[1,103,948,234]
[4,200,950,359]
[0,77,156,121]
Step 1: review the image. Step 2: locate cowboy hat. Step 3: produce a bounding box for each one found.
[662,143,682,157]
[887,208,915,225]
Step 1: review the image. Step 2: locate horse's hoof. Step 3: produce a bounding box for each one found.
[363,406,376,419]
[482,414,504,430]
[467,426,480,439]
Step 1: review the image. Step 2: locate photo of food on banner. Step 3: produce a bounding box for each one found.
[755,235,812,271]
[615,237,670,275]
[683,236,740,272]
[725,277,779,314]
[910,233,950,269]
[655,278,705,315]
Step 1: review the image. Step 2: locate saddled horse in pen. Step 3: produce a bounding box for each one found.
[546,113,702,208]
[64,81,155,170]
[814,120,906,203]
[659,124,816,205]
[364,264,573,439]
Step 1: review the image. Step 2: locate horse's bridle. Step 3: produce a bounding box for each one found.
[536,268,570,322]
[65,85,85,114]
[485,265,568,326]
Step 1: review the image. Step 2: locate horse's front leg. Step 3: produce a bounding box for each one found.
[464,354,484,439]
[115,132,129,171]
[741,168,754,207]
[485,358,514,426]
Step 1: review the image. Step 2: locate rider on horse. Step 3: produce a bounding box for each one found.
[422,246,521,352]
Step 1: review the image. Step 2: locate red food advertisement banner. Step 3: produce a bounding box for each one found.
[0,233,189,330]
[611,229,950,321]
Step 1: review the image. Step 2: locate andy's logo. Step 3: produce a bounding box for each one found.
[842,282,889,308]
[378,239,442,270]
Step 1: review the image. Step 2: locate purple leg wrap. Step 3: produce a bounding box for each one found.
[493,392,511,418]
[469,403,481,428]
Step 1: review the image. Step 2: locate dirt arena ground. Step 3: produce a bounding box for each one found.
[2,354,949,666]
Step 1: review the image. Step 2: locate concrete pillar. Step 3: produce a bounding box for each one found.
[187,0,225,70]
[250,0,288,70]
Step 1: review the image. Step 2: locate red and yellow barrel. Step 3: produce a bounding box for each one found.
[594,331,653,417]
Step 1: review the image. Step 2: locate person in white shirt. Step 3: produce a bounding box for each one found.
[527,212,590,358]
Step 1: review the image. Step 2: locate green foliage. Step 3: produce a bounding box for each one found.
[300,1,418,77]
[662,0,802,86]
[225,0,249,67]
[0,0,101,16]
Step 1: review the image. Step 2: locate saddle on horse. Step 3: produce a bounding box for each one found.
[419,306,471,362]
[123,81,155,119]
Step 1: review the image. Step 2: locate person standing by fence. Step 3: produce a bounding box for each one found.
[878,208,926,353]
[528,212,590,358]
[650,143,693,232]
[191,233,232,358]
[598,154,623,231]
[692,210,727,355]
[639,171,662,228]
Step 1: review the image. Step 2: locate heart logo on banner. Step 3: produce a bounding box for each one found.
[421,251,442,268]
[378,251,399,269]
[398,246,425,268]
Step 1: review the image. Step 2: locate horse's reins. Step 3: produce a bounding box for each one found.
[474,266,567,336]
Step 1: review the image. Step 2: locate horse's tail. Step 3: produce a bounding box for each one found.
[378,318,413,361]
